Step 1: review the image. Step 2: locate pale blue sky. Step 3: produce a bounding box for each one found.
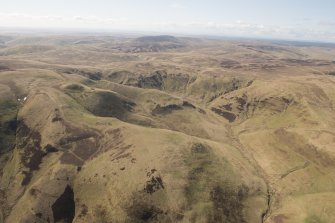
[1,0,335,41]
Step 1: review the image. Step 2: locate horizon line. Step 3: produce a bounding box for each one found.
[1,25,335,45]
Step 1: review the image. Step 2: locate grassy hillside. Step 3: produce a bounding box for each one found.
[0,34,335,223]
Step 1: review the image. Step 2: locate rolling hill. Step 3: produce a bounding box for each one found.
[0,34,335,223]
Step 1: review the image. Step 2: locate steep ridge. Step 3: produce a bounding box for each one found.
[1,86,268,222]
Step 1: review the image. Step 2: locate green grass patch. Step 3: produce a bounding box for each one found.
[65,83,85,92]
[183,143,247,222]
[304,214,327,223]
[0,98,19,153]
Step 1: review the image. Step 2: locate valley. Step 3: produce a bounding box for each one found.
[0,34,335,223]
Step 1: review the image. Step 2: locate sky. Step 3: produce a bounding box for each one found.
[1,0,335,42]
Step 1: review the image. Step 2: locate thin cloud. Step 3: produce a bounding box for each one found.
[0,12,334,42]
[318,21,335,27]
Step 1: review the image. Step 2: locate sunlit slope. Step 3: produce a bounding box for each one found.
[211,75,335,223]
[0,35,335,223]
[0,75,267,222]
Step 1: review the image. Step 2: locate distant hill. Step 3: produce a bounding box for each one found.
[135,35,180,43]
[271,39,335,48]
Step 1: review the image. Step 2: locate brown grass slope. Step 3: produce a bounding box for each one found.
[0,35,335,223]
